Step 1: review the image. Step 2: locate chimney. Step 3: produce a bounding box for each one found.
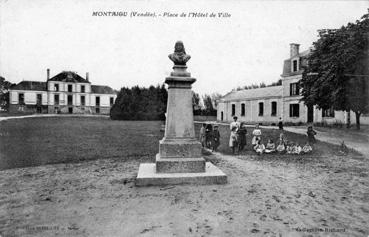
[47,68,50,80]
[86,72,89,82]
[290,43,300,58]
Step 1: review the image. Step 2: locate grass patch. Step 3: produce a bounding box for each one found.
[0,117,163,170]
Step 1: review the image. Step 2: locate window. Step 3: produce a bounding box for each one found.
[231,104,235,116]
[221,112,223,121]
[289,104,300,117]
[54,84,59,92]
[241,103,245,116]
[68,84,73,92]
[290,82,300,96]
[37,94,42,105]
[96,96,100,106]
[81,95,85,106]
[271,101,277,116]
[259,102,264,116]
[110,97,114,106]
[322,107,335,117]
[292,60,298,72]
[81,85,85,93]
[54,94,59,105]
[68,95,73,105]
[18,93,25,105]
[96,108,100,114]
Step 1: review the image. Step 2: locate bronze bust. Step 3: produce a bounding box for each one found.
[168,41,191,66]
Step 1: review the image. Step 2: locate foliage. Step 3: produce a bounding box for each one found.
[236,79,282,91]
[301,10,369,129]
[110,84,167,120]
[0,76,15,110]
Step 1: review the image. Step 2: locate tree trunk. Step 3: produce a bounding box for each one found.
[346,110,351,128]
[355,112,361,130]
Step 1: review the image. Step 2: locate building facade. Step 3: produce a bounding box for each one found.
[9,69,117,115]
[217,43,369,125]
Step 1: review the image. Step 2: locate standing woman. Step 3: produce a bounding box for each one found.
[199,123,206,147]
[237,122,247,152]
[229,116,240,154]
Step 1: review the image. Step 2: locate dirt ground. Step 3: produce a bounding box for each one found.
[1,150,368,237]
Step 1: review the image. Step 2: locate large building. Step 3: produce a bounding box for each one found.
[217,43,369,125]
[9,69,117,114]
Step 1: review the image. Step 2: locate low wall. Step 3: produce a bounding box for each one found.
[194,115,217,121]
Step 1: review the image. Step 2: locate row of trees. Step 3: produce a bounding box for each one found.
[234,79,282,91]
[192,92,221,116]
[110,84,168,120]
[301,10,369,129]
[111,87,220,120]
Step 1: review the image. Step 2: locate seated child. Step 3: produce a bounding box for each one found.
[276,141,285,153]
[294,143,302,154]
[302,143,313,153]
[265,139,276,153]
[254,139,265,155]
[286,142,294,154]
[251,124,262,146]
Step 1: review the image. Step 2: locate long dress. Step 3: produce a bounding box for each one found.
[229,122,239,147]
[237,127,247,151]
[199,126,206,147]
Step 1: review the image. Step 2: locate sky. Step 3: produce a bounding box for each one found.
[0,0,368,96]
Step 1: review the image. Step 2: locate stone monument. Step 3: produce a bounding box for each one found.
[135,41,227,186]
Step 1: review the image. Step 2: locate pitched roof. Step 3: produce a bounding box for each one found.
[281,48,311,77]
[220,86,283,102]
[10,81,47,91]
[91,85,115,94]
[48,71,89,83]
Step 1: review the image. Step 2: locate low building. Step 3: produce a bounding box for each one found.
[9,69,117,114]
[217,43,369,125]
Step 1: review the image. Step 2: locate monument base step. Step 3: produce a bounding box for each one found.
[156,154,205,173]
[135,162,227,186]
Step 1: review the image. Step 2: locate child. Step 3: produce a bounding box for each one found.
[302,142,313,154]
[205,123,213,148]
[278,117,284,130]
[251,124,262,146]
[307,125,317,144]
[276,140,286,153]
[286,142,294,154]
[254,139,265,155]
[294,143,302,154]
[265,139,276,153]
[212,125,220,152]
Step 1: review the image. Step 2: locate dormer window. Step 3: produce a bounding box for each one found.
[292,59,298,72]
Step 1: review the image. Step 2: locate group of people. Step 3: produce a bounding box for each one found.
[199,116,318,156]
[252,133,314,155]
[228,116,317,155]
[199,123,221,152]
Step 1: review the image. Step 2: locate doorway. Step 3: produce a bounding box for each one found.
[307,105,314,123]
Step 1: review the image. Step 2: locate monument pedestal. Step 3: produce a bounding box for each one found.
[135,58,227,186]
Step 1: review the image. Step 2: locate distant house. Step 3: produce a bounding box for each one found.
[217,43,369,125]
[9,69,117,114]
